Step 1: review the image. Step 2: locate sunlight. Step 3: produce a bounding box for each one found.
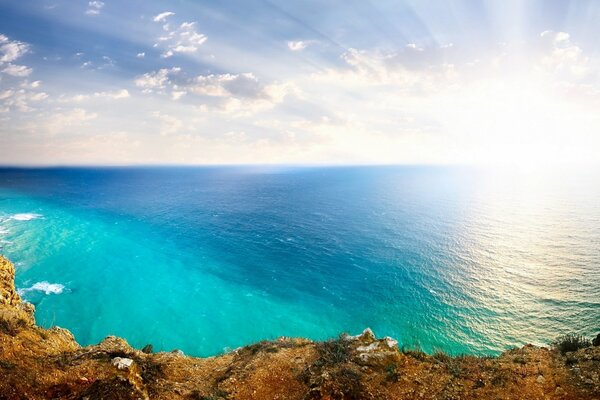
[436,75,599,168]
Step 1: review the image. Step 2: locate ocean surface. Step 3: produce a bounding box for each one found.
[0,166,598,357]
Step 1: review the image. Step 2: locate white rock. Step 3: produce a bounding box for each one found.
[112,357,134,370]
[356,342,379,353]
[345,328,376,341]
[383,336,398,349]
[536,375,546,384]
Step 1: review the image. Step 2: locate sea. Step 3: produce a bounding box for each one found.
[0,166,598,357]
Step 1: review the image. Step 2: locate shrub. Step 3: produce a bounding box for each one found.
[400,344,427,361]
[314,336,352,366]
[552,334,591,355]
[385,363,399,382]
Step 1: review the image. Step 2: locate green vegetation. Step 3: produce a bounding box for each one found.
[552,334,592,355]
[314,336,352,367]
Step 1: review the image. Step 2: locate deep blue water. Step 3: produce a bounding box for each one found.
[0,166,599,356]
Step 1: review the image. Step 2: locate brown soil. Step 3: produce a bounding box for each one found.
[1,255,599,399]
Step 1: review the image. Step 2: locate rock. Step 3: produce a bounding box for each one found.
[142,344,153,354]
[593,333,600,347]
[112,357,134,370]
[171,349,185,357]
[353,331,401,368]
[536,375,545,384]
[383,336,398,349]
[99,336,133,353]
[356,342,379,353]
[343,328,376,343]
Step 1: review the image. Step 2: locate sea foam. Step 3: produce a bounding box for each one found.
[18,281,65,295]
[10,213,43,221]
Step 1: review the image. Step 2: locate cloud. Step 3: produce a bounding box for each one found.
[152,111,184,136]
[45,108,98,134]
[538,30,591,80]
[58,89,130,103]
[2,63,32,77]
[0,34,29,63]
[134,68,294,115]
[310,46,458,96]
[153,11,174,22]
[171,91,186,100]
[154,20,207,58]
[85,1,104,16]
[190,73,265,97]
[287,41,310,51]
[77,54,115,70]
[136,52,145,58]
[134,67,181,92]
[100,89,130,99]
[0,34,46,113]
[0,88,47,112]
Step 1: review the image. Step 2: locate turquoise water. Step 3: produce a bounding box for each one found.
[0,166,599,356]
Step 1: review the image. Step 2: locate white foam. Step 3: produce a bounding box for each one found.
[10,213,43,221]
[18,281,65,295]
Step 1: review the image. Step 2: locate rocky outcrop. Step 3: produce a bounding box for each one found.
[0,256,35,326]
[1,254,599,399]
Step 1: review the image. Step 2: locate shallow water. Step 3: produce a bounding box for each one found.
[0,166,598,356]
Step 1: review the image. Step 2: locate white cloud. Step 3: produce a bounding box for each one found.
[0,89,47,112]
[287,41,309,51]
[190,73,263,97]
[311,46,458,95]
[136,52,145,58]
[0,43,46,112]
[45,108,98,134]
[101,89,130,99]
[538,30,590,80]
[85,1,105,16]
[58,89,130,103]
[172,91,186,100]
[154,21,207,58]
[2,63,32,77]
[134,68,294,116]
[0,90,15,101]
[134,67,181,92]
[0,34,29,63]
[153,11,175,22]
[152,111,183,136]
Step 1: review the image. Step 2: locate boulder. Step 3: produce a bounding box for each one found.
[112,357,134,370]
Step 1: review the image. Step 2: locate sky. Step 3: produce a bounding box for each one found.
[0,0,599,166]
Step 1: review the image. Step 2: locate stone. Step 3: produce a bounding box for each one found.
[383,336,398,349]
[536,375,546,384]
[356,342,379,353]
[344,328,376,343]
[141,344,153,354]
[112,357,134,370]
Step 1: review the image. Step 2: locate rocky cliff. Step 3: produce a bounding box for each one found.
[1,255,599,399]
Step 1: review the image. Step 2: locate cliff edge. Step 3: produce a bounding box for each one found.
[1,255,599,400]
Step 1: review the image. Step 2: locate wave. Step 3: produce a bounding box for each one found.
[10,213,43,221]
[18,281,65,295]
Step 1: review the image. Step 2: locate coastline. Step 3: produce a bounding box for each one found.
[1,254,600,399]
